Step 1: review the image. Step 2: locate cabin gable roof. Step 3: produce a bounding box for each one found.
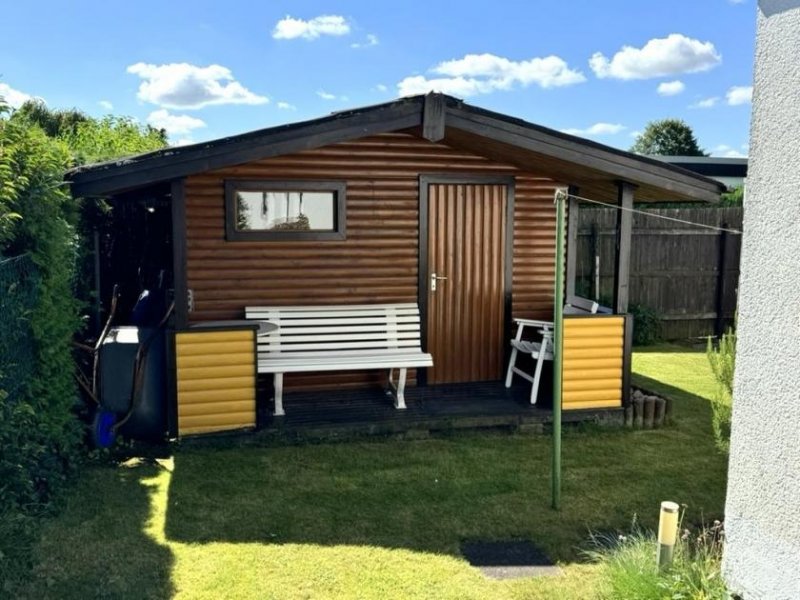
[67,93,725,202]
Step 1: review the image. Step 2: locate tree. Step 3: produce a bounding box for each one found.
[630,119,707,156]
[12,99,167,164]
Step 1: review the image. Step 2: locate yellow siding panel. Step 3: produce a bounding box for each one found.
[563,337,623,350]
[176,330,254,344]
[562,347,624,360]
[562,368,623,381]
[562,316,625,410]
[176,351,254,369]
[563,399,623,410]
[564,325,624,339]
[564,316,624,329]
[180,411,255,434]
[178,364,254,380]
[178,400,255,417]
[563,377,623,392]
[563,358,623,371]
[180,423,253,435]
[174,328,256,436]
[563,388,622,402]
[178,387,255,404]
[178,376,254,392]
[176,340,254,356]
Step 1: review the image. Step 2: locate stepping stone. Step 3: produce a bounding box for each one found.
[460,540,562,579]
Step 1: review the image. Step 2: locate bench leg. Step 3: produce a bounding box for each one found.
[392,368,407,410]
[273,373,285,416]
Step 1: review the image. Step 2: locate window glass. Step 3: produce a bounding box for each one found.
[235,190,335,232]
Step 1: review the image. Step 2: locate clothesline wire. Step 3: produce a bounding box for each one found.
[554,189,743,235]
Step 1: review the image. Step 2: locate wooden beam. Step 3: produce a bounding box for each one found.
[171,178,189,329]
[446,110,724,202]
[70,100,424,196]
[613,181,635,314]
[565,185,580,299]
[422,93,446,142]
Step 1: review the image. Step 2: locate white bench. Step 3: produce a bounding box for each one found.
[245,303,433,416]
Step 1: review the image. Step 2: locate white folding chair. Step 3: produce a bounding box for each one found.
[504,319,555,405]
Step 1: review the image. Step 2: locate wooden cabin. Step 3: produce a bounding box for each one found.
[68,93,724,438]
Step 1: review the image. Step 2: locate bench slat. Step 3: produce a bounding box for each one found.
[260,332,420,344]
[246,302,418,313]
[259,356,432,373]
[247,309,419,319]
[253,316,419,328]
[260,324,420,335]
[258,348,429,359]
[257,339,421,351]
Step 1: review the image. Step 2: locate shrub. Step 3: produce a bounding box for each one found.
[706,328,736,453]
[586,518,727,599]
[630,303,662,346]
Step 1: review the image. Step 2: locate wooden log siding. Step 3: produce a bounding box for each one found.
[184,132,559,390]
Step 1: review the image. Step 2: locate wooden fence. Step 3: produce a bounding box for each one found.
[574,207,742,340]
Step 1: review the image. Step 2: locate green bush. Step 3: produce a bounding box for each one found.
[630,303,662,346]
[706,328,736,453]
[586,519,727,599]
[0,96,169,585]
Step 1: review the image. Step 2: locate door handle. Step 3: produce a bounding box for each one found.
[430,272,448,292]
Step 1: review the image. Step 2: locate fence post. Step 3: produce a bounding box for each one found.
[591,223,599,301]
[714,223,729,338]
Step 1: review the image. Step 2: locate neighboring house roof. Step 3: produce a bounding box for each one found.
[654,156,748,179]
[67,93,725,202]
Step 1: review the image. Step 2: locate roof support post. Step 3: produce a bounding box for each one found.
[171,178,189,329]
[422,93,446,142]
[565,185,580,299]
[613,181,636,314]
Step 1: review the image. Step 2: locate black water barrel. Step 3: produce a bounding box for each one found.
[99,326,166,441]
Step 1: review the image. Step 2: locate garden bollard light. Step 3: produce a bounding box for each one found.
[657,501,679,571]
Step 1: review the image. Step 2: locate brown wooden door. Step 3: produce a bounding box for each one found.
[426,182,508,384]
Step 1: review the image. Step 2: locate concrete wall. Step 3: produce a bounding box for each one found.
[723,2,800,598]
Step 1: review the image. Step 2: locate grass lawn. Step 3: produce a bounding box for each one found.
[13,345,727,599]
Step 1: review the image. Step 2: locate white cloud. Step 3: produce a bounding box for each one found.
[374,83,388,92]
[590,34,721,80]
[711,144,747,158]
[127,62,268,109]
[0,82,35,108]
[562,122,627,136]
[98,100,114,111]
[629,130,642,138]
[729,0,746,4]
[273,15,350,40]
[397,52,585,97]
[726,85,752,105]
[277,101,296,110]
[146,109,206,136]
[690,96,719,109]
[315,90,348,102]
[173,138,195,147]
[657,80,685,96]
[351,33,379,49]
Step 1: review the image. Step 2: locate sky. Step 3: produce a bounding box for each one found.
[0,1,756,156]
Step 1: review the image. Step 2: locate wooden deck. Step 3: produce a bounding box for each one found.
[259,381,623,439]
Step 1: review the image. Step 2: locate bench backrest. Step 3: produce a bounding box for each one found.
[245,303,423,357]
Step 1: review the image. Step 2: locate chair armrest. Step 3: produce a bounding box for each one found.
[514,318,554,328]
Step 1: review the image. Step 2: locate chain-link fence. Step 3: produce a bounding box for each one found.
[0,254,39,402]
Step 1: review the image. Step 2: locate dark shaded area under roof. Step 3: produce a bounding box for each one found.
[67,93,725,203]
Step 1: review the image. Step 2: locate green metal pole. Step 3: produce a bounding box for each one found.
[552,191,566,510]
